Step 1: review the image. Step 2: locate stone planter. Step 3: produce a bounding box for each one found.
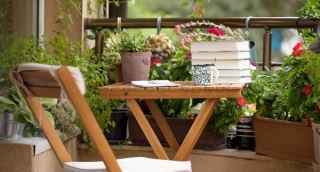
[254,117,314,163]
[129,115,225,150]
[121,52,151,83]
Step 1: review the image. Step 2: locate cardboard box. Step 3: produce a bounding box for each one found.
[0,137,77,172]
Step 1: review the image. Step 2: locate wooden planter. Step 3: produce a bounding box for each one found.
[254,117,314,163]
[129,115,225,150]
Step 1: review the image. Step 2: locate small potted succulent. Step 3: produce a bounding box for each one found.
[116,31,151,83]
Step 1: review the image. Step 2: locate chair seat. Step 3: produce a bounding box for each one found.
[64,157,192,172]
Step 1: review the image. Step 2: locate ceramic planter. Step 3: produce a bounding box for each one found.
[254,117,314,163]
[121,52,151,83]
[129,115,225,150]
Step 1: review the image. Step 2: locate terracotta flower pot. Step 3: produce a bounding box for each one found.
[121,52,151,83]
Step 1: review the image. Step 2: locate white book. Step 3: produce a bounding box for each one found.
[218,69,251,77]
[192,59,251,70]
[191,41,250,53]
[131,80,179,88]
[192,51,250,60]
[216,77,252,84]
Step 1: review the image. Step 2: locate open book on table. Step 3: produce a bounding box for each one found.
[131,80,180,88]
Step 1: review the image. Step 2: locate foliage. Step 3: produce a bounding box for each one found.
[0,88,56,137]
[112,31,151,52]
[248,41,320,123]
[0,35,113,138]
[210,98,243,135]
[298,0,320,45]
[44,100,81,140]
[150,48,192,118]
[278,49,320,123]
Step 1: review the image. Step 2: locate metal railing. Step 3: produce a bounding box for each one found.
[84,17,320,70]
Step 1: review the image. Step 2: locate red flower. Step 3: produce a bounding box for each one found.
[151,57,161,66]
[303,84,313,96]
[292,42,304,57]
[186,50,192,60]
[207,27,225,36]
[237,97,247,107]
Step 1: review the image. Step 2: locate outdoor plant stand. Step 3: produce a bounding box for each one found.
[100,81,244,160]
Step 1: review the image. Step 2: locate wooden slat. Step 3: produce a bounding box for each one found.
[174,99,217,160]
[127,99,169,160]
[20,70,59,87]
[57,67,122,172]
[25,95,72,163]
[28,86,61,98]
[145,100,179,150]
[100,82,243,100]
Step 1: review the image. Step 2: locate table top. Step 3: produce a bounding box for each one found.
[100,81,244,100]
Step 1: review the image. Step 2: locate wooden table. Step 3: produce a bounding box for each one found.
[100,81,244,161]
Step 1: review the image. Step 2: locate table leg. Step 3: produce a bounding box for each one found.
[145,100,179,150]
[174,99,217,161]
[127,99,169,160]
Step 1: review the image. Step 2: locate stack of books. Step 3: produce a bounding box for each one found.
[191,41,252,84]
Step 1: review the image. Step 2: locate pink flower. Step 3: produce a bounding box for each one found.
[237,97,247,107]
[207,27,225,36]
[303,84,313,96]
[292,42,304,57]
[174,25,181,34]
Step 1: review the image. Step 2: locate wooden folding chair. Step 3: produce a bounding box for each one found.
[11,63,192,172]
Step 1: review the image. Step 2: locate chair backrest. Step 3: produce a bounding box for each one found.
[11,65,122,172]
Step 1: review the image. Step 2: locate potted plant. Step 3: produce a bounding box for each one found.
[252,42,318,163]
[108,0,129,18]
[115,31,151,83]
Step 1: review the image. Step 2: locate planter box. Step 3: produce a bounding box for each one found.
[129,115,225,150]
[0,137,77,172]
[255,117,314,163]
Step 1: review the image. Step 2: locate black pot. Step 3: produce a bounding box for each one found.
[109,1,128,18]
[106,109,129,141]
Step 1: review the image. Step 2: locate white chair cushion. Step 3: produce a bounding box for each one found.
[64,157,192,172]
[17,63,86,95]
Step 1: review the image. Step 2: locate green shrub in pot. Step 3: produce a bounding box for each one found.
[114,31,152,83]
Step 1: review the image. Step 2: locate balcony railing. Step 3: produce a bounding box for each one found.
[84,17,320,70]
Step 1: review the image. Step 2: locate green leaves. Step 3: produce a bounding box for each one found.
[117,31,150,52]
